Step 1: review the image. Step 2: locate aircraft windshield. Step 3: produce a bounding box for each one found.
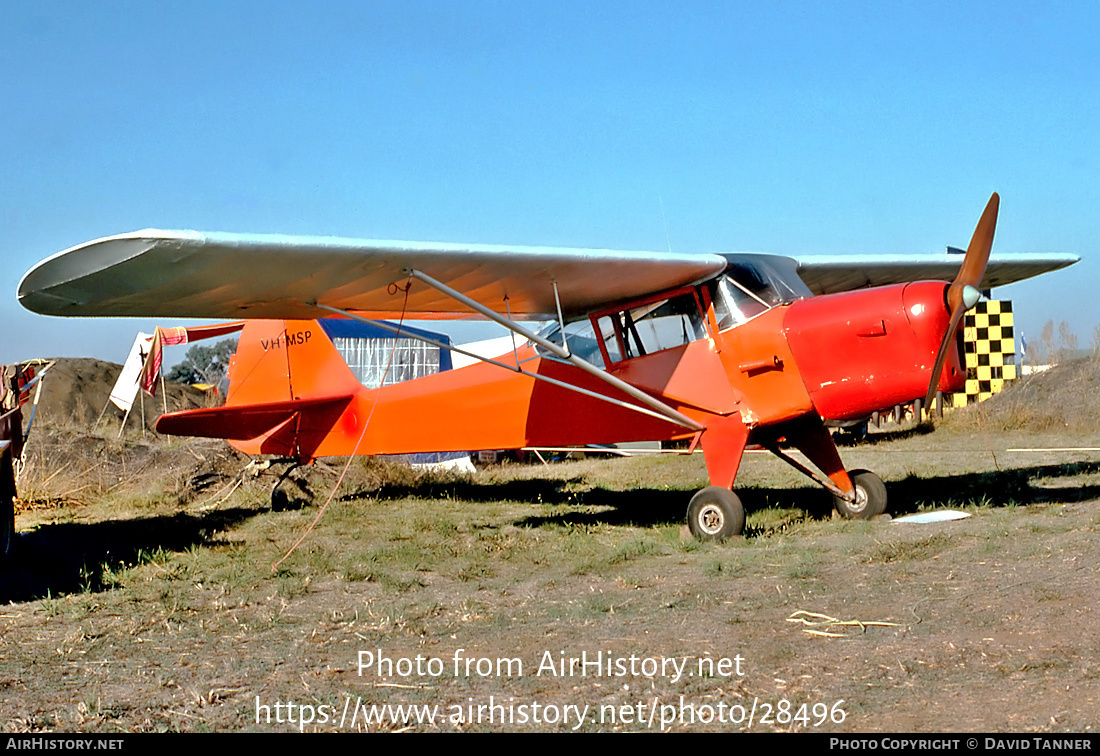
[712,257,812,330]
[535,258,812,363]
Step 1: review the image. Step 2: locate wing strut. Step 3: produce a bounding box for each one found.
[313,293,703,433]
[403,268,705,432]
[313,303,700,430]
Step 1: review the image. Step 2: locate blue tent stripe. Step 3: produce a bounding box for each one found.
[317,318,453,371]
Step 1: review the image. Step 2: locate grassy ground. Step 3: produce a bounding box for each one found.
[2,420,1099,732]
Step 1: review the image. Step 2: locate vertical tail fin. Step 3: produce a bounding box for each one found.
[226,319,361,407]
[156,319,362,460]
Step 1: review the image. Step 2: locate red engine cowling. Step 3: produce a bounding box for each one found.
[782,282,965,422]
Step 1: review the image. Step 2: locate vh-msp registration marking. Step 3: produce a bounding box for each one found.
[259,330,312,351]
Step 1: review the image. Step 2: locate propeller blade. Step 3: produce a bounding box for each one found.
[923,193,1000,409]
[948,192,999,313]
[923,298,967,409]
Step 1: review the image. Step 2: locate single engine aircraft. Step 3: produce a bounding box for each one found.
[17,194,1078,538]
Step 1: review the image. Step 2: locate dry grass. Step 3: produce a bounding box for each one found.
[940,355,1100,433]
[4,363,1100,731]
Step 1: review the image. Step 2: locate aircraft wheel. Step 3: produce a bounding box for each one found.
[687,486,745,541]
[0,495,12,561]
[833,469,887,520]
[1,455,15,561]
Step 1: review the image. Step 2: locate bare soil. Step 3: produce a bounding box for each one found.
[1,359,1098,733]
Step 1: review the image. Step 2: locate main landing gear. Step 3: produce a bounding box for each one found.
[831,469,887,520]
[685,470,888,542]
[688,415,888,542]
[686,486,745,541]
[682,470,888,541]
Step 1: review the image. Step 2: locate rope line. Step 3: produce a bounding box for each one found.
[272,278,414,571]
[786,610,901,637]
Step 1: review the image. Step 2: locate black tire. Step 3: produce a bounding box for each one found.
[0,452,15,561]
[833,469,887,520]
[687,486,745,541]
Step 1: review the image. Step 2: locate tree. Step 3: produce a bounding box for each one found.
[1056,321,1079,362]
[166,338,237,386]
[1039,320,1055,364]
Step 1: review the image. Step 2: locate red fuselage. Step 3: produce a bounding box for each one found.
[783,281,964,422]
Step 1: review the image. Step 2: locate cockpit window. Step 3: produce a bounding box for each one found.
[712,277,769,329]
[536,289,705,366]
[619,293,706,358]
[536,257,812,363]
[535,319,607,364]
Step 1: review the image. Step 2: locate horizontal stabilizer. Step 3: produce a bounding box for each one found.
[156,395,354,441]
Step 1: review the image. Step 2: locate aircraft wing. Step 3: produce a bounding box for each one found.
[793,252,1079,295]
[19,230,1078,321]
[18,230,728,320]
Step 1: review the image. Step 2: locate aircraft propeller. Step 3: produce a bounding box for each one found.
[923,192,1000,409]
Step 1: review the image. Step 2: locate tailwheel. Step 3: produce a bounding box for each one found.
[271,461,308,511]
[833,469,887,520]
[687,486,745,541]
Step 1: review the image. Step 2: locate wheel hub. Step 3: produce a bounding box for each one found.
[849,485,868,512]
[698,504,725,535]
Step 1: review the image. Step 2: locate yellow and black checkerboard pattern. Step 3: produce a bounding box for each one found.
[949,299,1016,408]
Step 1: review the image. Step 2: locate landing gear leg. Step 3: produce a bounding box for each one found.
[689,412,750,541]
[765,416,889,519]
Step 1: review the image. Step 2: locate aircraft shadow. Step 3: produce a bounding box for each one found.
[351,459,1100,531]
[833,423,937,447]
[5,460,1095,602]
[0,506,265,604]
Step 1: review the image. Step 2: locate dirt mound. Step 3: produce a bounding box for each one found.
[944,355,1100,432]
[26,357,211,432]
[11,359,247,515]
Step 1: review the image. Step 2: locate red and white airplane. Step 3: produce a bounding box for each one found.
[18,194,1077,538]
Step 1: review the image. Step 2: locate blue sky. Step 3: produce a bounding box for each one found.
[2,1,1097,365]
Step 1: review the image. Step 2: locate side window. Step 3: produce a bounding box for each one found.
[537,288,707,367]
[535,319,617,364]
[626,295,706,355]
[595,290,705,364]
[594,315,624,362]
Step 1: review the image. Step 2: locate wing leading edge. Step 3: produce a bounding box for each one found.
[794,252,1079,295]
[18,230,728,320]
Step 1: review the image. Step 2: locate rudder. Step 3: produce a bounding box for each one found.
[225,319,361,407]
